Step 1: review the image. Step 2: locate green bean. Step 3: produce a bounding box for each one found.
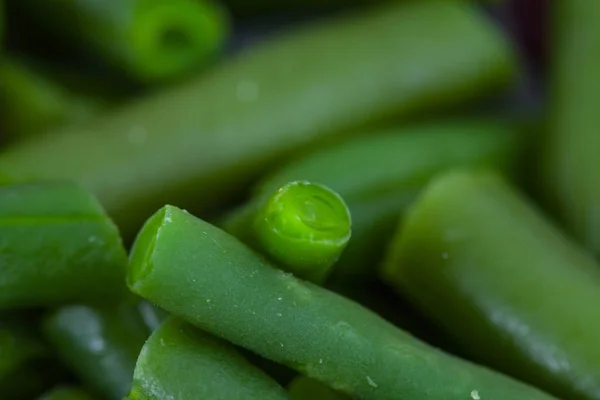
[0,182,128,310]
[127,205,557,400]
[127,316,289,400]
[538,1,600,253]
[0,57,108,140]
[0,1,516,238]
[43,305,150,400]
[38,386,95,400]
[288,376,350,400]
[245,120,521,282]
[12,0,229,84]
[223,181,351,283]
[382,169,600,400]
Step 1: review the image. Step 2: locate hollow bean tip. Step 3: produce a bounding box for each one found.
[262,180,352,246]
[128,205,178,293]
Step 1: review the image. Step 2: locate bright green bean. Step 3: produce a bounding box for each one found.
[43,305,150,400]
[127,205,557,400]
[128,316,289,400]
[12,0,229,83]
[382,169,600,400]
[223,181,351,283]
[247,120,522,282]
[0,1,516,238]
[0,182,128,310]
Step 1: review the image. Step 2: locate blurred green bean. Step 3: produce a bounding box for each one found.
[12,0,229,84]
[0,1,517,239]
[43,305,150,400]
[38,386,95,400]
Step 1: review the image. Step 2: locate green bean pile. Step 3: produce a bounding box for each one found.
[0,0,594,399]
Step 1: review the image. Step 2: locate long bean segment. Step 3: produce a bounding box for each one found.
[0,182,128,309]
[0,2,516,238]
[43,305,150,400]
[382,170,600,400]
[127,205,557,400]
[223,181,351,282]
[128,316,289,400]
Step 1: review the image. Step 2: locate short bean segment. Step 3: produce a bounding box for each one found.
[223,180,351,283]
[127,205,558,400]
[382,169,600,400]
[128,316,289,400]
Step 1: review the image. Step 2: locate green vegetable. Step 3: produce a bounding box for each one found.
[127,205,557,400]
[0,1,516,238]
[0,57,109,140]
[539,1,600,254]
[382,169,600,400]
[38,386,95,400]
[223,181,351,283]
[13,0,228,83]
[244,120,521,283]
[128,316,289,400]
[136,300,169,332]
[43,305,150,400]
[0,182,128,310]
[288,376,350,400]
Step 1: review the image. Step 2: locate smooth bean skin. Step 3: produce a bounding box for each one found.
[127,205,557,400]
[288,376,350,400]
[382,170,600,400]
[0,2,516,238]
[43,305,150,400]
[0,182,128,310]
[539,0,600,254]
[128,316,289,400]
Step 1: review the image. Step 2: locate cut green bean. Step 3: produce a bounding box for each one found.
[382,169,600,400]
[223,181,351,283]
[127,205,557,400]
[538,1,600,253]
[0,57,109,140]
[12,0,228,83]
[0,182,128,310]
[128,316,289,400]
[241,120,521,282]
[43,305,150,400]
[288,376,350,400]
[38,386,95,400]
[0,1,516,238]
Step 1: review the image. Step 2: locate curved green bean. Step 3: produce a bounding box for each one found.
[223,181,351,282]
[382,169,600,400]
[127,205,557,400]
[243,120,522,282]
[13,0,228,83]
[43,305,150,400]
[0,1,516,238]
[128,316,289,400]
[38,386,95,400]
[0,182,128,310]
